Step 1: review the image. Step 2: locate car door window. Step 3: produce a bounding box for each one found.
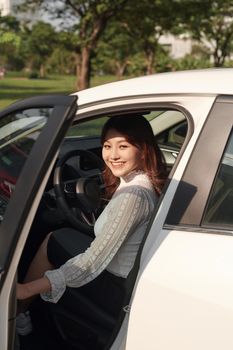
[0,107,52,221]
[156,120,188,148]
[67,116,108,137]
[202,129,233,228]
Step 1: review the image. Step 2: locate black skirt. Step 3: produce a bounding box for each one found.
[47,227,126,316]
[47,227,94,267]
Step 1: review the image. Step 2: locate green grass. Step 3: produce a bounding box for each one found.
[0,75,75,110]
[0,74,119,111]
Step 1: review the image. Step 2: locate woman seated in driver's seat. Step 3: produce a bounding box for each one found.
[16,115,167,335]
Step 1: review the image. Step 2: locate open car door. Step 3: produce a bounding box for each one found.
[0,95,77,350]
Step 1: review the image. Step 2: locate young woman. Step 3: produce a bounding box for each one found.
[16,115,167,334]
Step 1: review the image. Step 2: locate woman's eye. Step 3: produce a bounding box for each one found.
[119,145,128,149]
[103,144,111,149]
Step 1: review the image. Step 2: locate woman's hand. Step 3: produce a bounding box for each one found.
[16,277,51,300]
[16,283,31,300]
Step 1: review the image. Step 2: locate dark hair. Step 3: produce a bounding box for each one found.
[101,115,167,198]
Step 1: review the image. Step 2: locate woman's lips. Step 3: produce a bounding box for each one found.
[110,162,125,167]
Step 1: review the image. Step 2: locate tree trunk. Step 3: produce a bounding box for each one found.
[116,61,128,79]
[75,46,92,90]
[73,2,128,90]
[213,48,225,67]
[145,47,155,75]
[39,63,46,78]
[75,48,93,90]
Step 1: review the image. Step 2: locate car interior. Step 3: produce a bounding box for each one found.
[0,107,188,350]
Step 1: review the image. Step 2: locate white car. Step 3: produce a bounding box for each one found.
[0,69,233,350]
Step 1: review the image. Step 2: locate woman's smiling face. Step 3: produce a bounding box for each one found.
[102,128,144,178]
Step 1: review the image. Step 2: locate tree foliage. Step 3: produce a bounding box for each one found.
[18,0,129,89]
[121,0,181,74]
[2,0,233,81]
[94,0,183,77]
[0,16,21,66]
[178,0,233,67]
[26,21,57,77]
[94,19,138,77]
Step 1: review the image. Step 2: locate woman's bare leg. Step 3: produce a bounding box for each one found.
[18,233,54,313]
[24,233,54,283]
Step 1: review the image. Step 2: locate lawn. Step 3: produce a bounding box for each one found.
[0,74,119,111]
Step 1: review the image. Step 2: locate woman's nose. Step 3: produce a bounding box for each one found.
[110,147,119,159]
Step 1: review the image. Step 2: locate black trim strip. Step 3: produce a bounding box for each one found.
[166,95,233,226]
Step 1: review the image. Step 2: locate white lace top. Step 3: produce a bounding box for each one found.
[41,171,157,303]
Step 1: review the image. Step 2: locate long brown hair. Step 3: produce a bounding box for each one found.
[101,115,167,199]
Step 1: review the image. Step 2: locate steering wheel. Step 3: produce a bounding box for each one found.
[53,149,104,236]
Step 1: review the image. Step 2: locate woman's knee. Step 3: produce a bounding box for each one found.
[39,232,53,259]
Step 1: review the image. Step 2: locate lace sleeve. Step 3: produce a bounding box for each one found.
[41,185,150,303]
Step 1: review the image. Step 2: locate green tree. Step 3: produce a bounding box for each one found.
[24,21,57,77]
[94,19,139,78]
[94,0,182,77]
[0,15,21,67]
[19,0,128,89]
[48,30,78,75]
[119,0,182,75]
[179,0,233,67]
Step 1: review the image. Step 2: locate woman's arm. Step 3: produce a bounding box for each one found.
[41,186,151,303]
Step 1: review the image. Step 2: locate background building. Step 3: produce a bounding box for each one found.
[0,0,54,26]
[0,0,21,16]
[159,33,192,59]
[0,0,10,15]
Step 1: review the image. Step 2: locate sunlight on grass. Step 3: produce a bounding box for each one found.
[0,75,76,110]
[0,74,120,110]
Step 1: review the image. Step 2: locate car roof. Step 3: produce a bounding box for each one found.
[73,68,233,107]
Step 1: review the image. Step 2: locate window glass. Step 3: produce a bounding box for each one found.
[67,117,108,137]
[154,110,187,149]
[203,129,233,228]
[0,107,52,221]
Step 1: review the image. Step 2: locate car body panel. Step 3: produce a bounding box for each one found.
[126,229,233,350]
[74,69,233,108]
